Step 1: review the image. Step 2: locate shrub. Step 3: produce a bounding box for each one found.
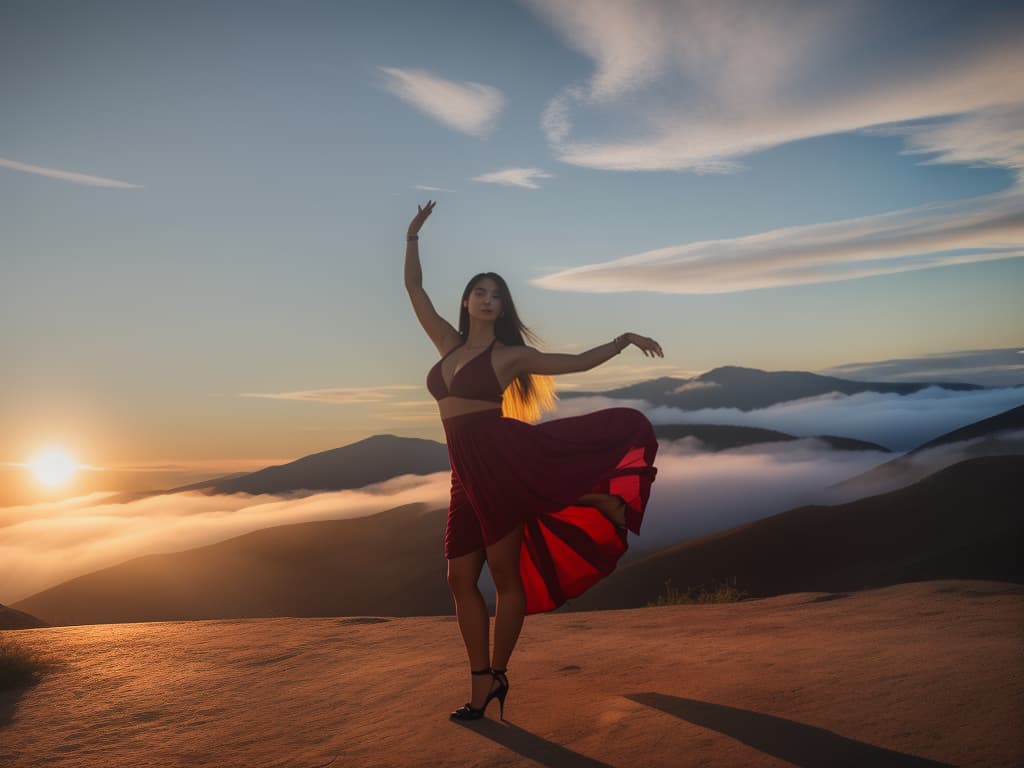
[0,633,55,690]
[646,576,749,606]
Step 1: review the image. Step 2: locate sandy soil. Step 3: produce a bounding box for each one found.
[2,579,1021,767]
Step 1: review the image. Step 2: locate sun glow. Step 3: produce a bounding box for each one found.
[30,449,79,487]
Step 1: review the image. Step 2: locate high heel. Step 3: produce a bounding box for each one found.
[488,667,509,721]
[449,667,495,721]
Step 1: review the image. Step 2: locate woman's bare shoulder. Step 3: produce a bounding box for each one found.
[494,341,535,358]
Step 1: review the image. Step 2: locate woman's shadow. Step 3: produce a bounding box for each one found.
[452,693,953,768]
[624,693,953,767]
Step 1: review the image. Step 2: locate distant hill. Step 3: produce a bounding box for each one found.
[12,503,452,627]
[0,603,48,630]
[566,455,1024,612]
[828,404,1024,500]
[653,423,890,453]
[906,403,1024,454]
[563,365,986,411]
[108,434,451,503]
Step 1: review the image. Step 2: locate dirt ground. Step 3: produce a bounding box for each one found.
[2,579,1021,767]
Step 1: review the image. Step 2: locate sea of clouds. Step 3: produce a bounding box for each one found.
[3,382,1021,606]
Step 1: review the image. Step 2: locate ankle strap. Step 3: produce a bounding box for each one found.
[471,667,492,675]
[491,667,507,674]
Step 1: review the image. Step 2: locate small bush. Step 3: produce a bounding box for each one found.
[0,634,55,690]
[646,576,749,606]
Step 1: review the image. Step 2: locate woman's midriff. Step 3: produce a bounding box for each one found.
[437,396,503,421]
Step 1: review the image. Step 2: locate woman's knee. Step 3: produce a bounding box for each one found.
[489,565,524,594]
[447,549,484,594]
[485,524,524,591]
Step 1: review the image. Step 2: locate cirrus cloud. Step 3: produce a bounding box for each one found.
[524,0,1024,293]
[472,167,553,189]
[0,157,143,188]
[377,66,505,138]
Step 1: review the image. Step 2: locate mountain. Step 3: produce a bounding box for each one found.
[562,365,986,411]
[905,403,1024,453]
[653,423,890,452]
[565,455,1024,612]
[11,503,452,627]
[107,434,451,503]
[0,604,48,630]
[828,404,1024,500]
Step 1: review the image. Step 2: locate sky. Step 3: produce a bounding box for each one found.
[3,0,1024,503]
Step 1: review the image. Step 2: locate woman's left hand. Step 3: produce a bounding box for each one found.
[626,333,664,358]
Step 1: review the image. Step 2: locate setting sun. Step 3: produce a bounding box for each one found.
[30,449,78,487]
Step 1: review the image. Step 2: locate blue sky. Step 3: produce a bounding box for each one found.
[2,0,1023,491]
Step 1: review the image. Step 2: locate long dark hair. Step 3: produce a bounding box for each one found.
[458,272,556,421]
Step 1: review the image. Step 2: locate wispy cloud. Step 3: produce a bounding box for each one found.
[241,385,420,405]
[880,105,1024,176]
[524,1,1024,294]
[414,184,455,192]
[526,1,1024,173]
[555,363,705,391]
[0,157,143,188]
[523,2,1024,293]
[378,66,505,138]
[532,189,1024,293]
[472,167,553,189]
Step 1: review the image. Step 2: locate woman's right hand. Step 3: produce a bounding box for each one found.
[624,333,664,358]
[408,200,436,236]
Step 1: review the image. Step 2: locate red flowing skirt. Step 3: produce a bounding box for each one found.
[442,406,658,614]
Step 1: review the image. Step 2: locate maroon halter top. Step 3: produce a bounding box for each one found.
[426,337,503,403]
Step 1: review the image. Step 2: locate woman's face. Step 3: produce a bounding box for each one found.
[464,277,503,321]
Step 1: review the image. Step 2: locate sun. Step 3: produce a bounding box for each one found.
[30,448,79,487]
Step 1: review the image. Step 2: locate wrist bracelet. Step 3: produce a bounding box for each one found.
[614,334,627,352]
[407,234,419,241]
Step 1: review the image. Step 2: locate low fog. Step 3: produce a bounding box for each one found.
[4,386,1020,607]
[0,473,451,605]
[548,385,1024,451]
[2,437,890,608]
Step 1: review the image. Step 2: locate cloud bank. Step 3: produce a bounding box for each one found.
[549,384,1024,453]
[816,347,1024,388]
[6,383,1020,604]
[0,473,452,605]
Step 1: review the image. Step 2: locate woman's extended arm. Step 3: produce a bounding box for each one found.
[511,333,664,377]
[404,201,459,353]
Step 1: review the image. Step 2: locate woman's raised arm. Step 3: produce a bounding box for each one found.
[404,201,460,354]
[510,333,664,377]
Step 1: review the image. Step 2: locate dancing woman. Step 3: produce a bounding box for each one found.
[405,200,661,721]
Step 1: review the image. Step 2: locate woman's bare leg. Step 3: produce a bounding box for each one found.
[577,492,627,528]
[447,549,492,707]
[485,522,526,673]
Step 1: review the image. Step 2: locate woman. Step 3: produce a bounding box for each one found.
[405,200,661,722]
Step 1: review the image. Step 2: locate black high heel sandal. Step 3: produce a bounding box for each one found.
[450,667,497,721]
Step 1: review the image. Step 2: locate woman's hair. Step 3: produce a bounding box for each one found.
[458,272,557,422]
